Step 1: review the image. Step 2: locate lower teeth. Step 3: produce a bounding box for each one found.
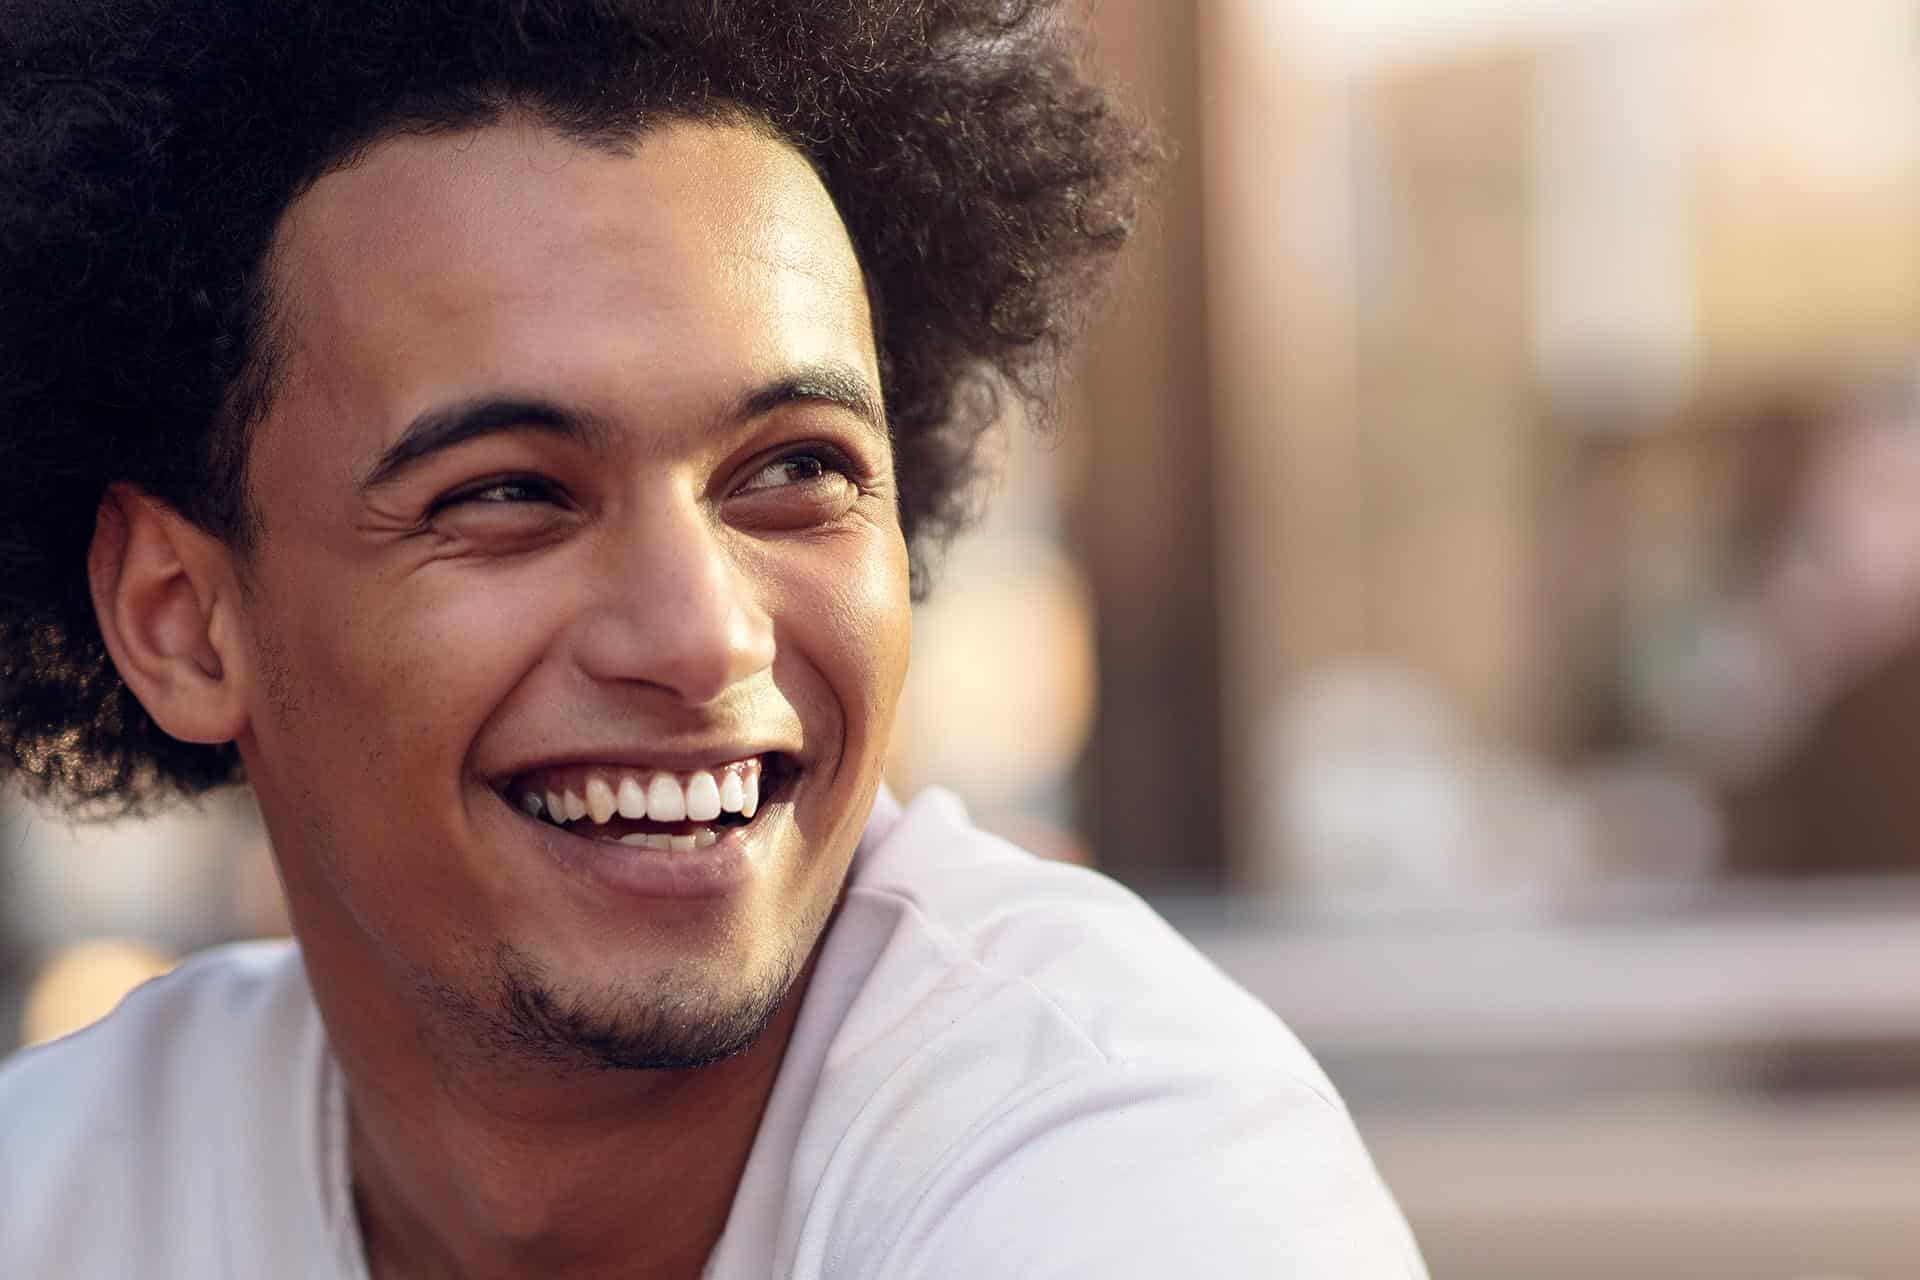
[615,830,718,851]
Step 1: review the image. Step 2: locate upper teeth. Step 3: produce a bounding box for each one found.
[520,757,763,826]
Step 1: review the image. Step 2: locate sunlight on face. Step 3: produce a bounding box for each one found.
[232,117,911,1067]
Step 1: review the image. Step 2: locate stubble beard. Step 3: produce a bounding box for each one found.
[428,940,800,1074]
[408,813,856,1075]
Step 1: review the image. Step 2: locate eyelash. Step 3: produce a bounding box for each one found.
[740,444,860,493]
[430,474,562,514]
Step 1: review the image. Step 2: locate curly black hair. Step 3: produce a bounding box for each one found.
[0,0,1151,814]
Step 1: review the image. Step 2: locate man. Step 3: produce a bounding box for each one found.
[0,2,1427,1276]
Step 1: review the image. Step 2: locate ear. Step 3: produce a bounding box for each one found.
[88,485,252,746]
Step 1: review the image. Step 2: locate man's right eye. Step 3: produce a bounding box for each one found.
[432,475,559,511]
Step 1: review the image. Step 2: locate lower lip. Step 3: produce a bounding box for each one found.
[521,810,772,900]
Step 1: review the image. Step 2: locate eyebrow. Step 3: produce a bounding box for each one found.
[357,361,887,493]
[358,398,601,492]
[739,363,888,447]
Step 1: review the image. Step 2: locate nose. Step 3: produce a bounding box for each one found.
[571,492,776,706]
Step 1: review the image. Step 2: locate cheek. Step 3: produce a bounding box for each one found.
[867,547,913,711]
[798,529,912,737]
[247,559,556,771]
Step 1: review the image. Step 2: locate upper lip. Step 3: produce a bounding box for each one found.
[487,742,799,790]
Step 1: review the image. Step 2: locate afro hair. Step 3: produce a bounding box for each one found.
[0,0,1153,815]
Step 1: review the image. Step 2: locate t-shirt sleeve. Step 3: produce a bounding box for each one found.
[864,1063,1427,1280]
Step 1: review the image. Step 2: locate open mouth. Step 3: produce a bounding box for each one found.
[503,752,795,851]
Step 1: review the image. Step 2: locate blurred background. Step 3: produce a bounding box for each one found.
[9,0,1920,1273]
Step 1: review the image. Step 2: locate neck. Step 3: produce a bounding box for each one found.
[332,959,811,1280]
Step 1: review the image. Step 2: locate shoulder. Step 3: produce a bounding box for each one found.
[1,938,307,1105]
[844,787,1333,1085]
[0,937,310,1113]
[0,940,337,1273]
[780,790,1426,1278]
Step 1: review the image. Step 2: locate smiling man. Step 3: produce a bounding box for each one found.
[0,3,1425,1277]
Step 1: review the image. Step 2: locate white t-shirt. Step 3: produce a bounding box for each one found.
[0,788,1426,1277]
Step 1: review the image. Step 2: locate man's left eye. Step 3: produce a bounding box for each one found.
[737,451,849,494]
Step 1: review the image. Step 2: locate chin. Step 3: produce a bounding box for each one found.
[418,936,802,1073]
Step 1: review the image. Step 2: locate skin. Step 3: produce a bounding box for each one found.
[89,116,911,1278]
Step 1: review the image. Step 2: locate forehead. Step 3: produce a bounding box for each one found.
[261,116,874,462]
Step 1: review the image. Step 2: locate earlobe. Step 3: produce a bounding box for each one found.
[88,485,251,746]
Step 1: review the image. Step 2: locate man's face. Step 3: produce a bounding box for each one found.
[230,117,910,1067]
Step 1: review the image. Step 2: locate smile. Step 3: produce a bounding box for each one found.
[504,754,790,852]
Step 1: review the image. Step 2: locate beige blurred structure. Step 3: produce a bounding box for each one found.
[1065,2,1920,1274]
[20,939,174,1048]
[1061,0,1920,898]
